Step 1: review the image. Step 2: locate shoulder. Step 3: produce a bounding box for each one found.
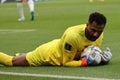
[64,24,86,34]
[67,24,86,30]
[62,24,86,39]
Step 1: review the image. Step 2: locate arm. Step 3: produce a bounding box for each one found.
[61,33,81,66]
[63,60,82,67]
[63,57,87,67]
[63,45,103,67]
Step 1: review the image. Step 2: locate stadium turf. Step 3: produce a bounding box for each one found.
[0,0,120,80]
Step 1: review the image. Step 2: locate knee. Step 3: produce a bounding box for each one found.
[12,54,29,66]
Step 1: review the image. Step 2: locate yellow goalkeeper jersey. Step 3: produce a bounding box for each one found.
[26,24,103,67]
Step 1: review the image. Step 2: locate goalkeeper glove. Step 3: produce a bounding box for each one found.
[81,51,101,66]
[100,47,112,65]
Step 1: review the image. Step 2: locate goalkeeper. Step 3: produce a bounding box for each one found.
[0,12,111,67]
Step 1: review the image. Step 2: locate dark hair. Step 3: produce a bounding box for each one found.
[88,12,107,26]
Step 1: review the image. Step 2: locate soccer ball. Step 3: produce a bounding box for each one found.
[81,45,102,65]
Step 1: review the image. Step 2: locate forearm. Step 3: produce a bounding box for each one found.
[63,60,82,67]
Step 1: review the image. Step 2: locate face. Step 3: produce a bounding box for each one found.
[85,21,105,41]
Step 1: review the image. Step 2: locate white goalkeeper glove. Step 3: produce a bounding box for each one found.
[100,47,112,64]
[81,45,102,66]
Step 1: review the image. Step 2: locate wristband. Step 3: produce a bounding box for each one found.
[81,57,87,66]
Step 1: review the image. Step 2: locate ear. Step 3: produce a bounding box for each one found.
[86,23,89,27]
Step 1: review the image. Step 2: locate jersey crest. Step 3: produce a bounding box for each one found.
[64,43,72,51]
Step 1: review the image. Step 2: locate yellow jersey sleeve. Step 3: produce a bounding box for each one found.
[60,26,84,66]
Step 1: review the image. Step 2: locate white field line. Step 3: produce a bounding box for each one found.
[0,29,36,33]
[0,71,118,80]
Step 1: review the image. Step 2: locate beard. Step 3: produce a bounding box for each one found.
[87,35,98,41]
[85,29,99,41]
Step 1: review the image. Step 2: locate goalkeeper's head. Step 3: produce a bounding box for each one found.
[88,12,107,26]
[85,12,107,41]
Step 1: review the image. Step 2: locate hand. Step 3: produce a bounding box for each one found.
[81,51,101,66]
[100,47,112,64]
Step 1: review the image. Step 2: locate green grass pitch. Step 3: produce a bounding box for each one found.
[0,0,120,80]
